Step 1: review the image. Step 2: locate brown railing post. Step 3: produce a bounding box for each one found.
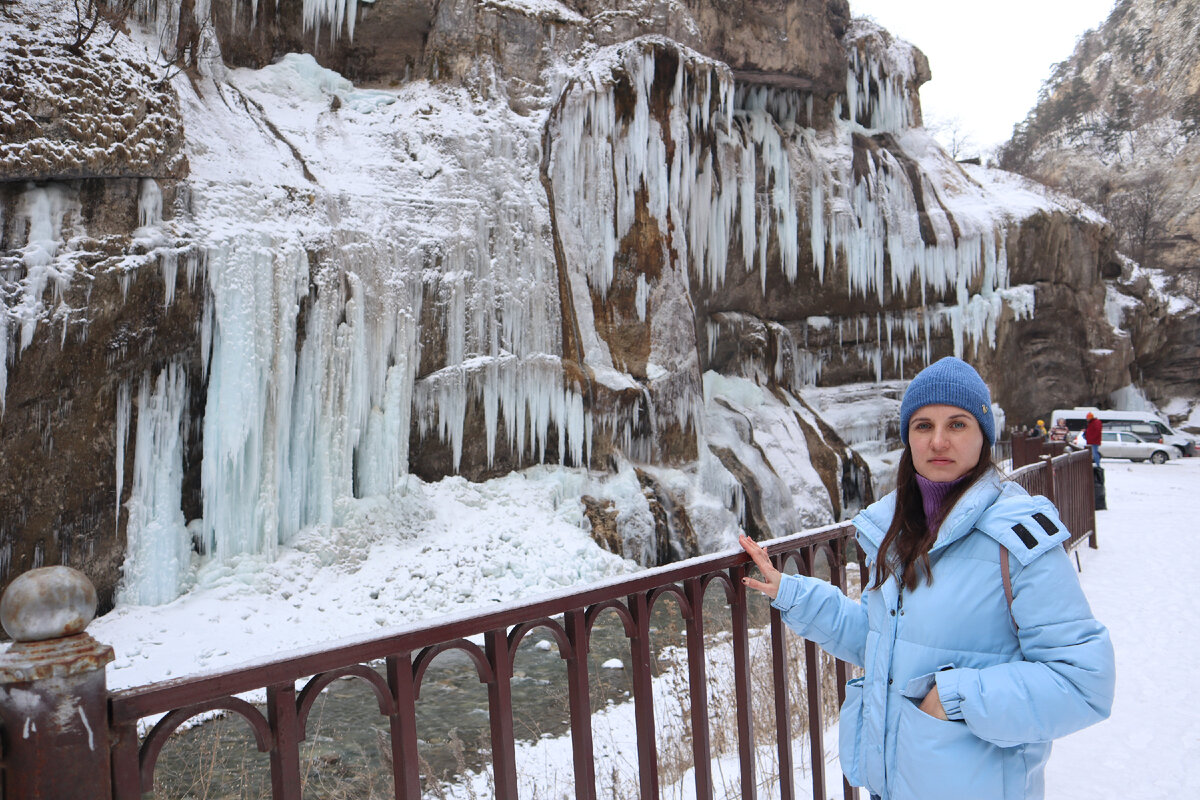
[1040,454,1056,505]
[109,720,141,799]
[802,552,826,800]
[684,577,714,800]
[485,628,520,799]
[628,591,660,800]
[729,565,757,800]
[803,639,826,800]
[266,683,302,800]
[769,554,795,800]
[564,610,597,800]
[387,652,423,800]
[832,544,859,800]
[0,567,115,800]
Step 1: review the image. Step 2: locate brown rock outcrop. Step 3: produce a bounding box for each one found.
[997,0,1200,411]
[0,15,186,182]
[198,0,853,110]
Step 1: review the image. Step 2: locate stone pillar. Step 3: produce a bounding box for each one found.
[0,566,115,799]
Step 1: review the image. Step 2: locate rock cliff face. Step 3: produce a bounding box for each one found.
[998,0,1200,421]
[0,0,1169,608]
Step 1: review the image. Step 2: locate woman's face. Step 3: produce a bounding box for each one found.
[908,404,984,482]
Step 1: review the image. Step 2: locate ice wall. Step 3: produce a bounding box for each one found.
[552,37,1032,394]
[1,184,81,414]
[118,362,190,605]
[141,53,578,586]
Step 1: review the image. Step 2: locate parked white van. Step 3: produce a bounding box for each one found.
[1049,407,1196,457]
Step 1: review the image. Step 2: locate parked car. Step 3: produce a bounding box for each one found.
[1072,430,1176,464]
[1051,407,1196,457]
[1105,421,1195,457]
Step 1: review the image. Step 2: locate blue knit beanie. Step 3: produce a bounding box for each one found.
[899,357,995,445]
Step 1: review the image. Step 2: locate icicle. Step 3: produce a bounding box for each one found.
[138,178,163,229]
[301,0,360,42]
[14,184,76,352]
[160,250,178,307]
[199,236,308,561]
[0,305,7,417]
[119,362,189,606]
[114,379,132,534]
[635,274,649,321]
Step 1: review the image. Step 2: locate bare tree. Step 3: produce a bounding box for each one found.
[65,0,135,55]
[926,114,978,161]
[1105,169,1175,269]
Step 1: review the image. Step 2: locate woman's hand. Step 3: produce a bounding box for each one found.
[739,535,782,600]
[919,684,949,720]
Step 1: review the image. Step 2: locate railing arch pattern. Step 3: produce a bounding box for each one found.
[137,696,273,794]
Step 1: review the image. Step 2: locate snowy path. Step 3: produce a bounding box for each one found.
[1044,455,1200,798]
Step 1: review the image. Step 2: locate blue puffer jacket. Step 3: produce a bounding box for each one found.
[771,471,1115,800]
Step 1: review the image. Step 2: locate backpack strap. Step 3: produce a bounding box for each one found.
[999,544,1017,631]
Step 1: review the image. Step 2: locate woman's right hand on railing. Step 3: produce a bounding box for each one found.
[739,535,782,600]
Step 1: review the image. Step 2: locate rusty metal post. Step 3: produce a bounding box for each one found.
[0,566,115,799]
[728,566,756,800]
[1039,454,1057,505]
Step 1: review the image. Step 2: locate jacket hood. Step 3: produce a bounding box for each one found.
[853,469,1007,561]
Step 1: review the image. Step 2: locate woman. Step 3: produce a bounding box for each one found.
[739,357,1114,800]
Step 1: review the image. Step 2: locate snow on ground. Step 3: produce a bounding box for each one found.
[1044,454,1200,797]
[87,467,641,689]
[46,451,1194,798]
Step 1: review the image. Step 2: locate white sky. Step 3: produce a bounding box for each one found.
[850,0,1118,152]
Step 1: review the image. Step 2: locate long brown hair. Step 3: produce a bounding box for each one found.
[871,441,994,592]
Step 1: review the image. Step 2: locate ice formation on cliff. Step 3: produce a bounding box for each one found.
[0,14,1095,605]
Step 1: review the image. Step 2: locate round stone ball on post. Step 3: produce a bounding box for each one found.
[0,566,116,799]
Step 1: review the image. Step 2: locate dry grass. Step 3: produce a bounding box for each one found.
[644,581,862,799]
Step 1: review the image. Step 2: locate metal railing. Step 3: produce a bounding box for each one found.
[1010,432,1069,470]
[1009,447,1097,551]
[0,450,1095,800]
[107,523,862,800]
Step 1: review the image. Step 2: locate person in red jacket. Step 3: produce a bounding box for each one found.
[1085,412,1103,466]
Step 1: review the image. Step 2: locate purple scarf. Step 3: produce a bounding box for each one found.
[915,473,966,534]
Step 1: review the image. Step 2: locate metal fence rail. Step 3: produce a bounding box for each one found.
[109,523,862,800]
[0,449,1096,800]
[1009,448,1097,551]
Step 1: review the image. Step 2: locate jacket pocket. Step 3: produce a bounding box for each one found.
[893,697,1004,800]
[838,677,866,787]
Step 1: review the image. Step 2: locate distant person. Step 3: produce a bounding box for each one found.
[740,357,1114,800]
[1050,417,1069,443]
[1085,412,1103,466]
[1035,419,1048,437]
